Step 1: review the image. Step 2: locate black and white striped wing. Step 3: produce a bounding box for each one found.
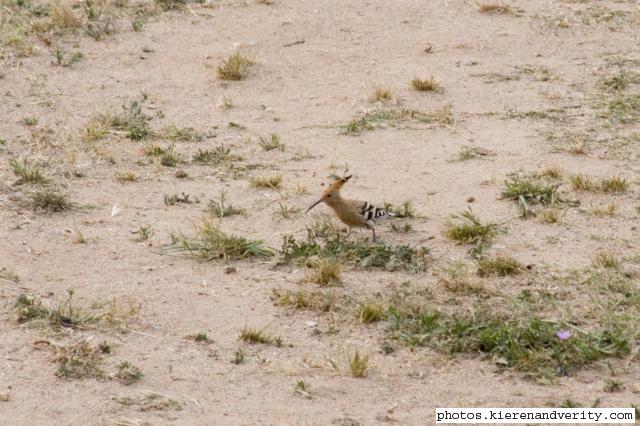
[360,202,394,225]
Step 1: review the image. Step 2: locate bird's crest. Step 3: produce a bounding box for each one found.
[306,175,352,213]
[324,175,351,194]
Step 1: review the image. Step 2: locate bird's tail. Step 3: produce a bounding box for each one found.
[374,207,394,219]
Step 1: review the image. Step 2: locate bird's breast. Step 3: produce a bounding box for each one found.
[328,204,368,228]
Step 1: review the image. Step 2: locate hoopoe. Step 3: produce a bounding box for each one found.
[305,175,394,242]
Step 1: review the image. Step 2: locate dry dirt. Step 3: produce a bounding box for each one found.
[1,0,640,424]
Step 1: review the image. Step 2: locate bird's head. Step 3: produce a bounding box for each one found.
[305,175,351,213]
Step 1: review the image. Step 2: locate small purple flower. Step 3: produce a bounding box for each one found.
[556,329,572,341]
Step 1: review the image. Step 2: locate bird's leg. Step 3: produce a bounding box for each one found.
[346,227,352,238]
[371,226,377,242]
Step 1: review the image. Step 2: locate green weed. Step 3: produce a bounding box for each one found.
[163,218,274,260]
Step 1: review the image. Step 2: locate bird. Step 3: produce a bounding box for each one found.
[305,175,394,242]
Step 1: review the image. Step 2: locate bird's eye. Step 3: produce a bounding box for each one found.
[327,194,331,198]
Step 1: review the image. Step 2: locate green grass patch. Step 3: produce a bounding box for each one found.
[598,70,640,92]
[390,223,413,233]
[23,116,38,126]
[502,175,558,205]
[14,290,139,331]
[111,94,153,140]
[114,361,143,385]
[52,48,82,67]
[10,157,48,185]
[239,326,281,346]
[186,332,212,343]
[30,189,72,212]
[206,190,246,218]
[161,124,203,142]
[164,192,193,205]
[604,94,640,124]
[192,145,243,165]
[388,306,631,380]
[53,340,104,380]
[144,143,183,166]
[163,217,274,261]
[384,200,416,218]
[443,210,500,251]
[505,108,566,121]
[281,230,427,272]
[155,0,187,10]
[343,106,453,134]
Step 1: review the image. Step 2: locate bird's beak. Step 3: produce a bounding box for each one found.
[305,198,323,213]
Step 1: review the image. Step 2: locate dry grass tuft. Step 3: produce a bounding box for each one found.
[308,258,342,286]
[539,208,562,224]
[83,114,113,142]
[591,252,619,269]
[476,256,523,277]
[250,174,283,189]
[53,340,103,380]
[600,177,629,194]
[218,51,254,81]
[348,351,370,378]
[591,203,616,217]
[570,174,594,191]
[50,1,81,29]
[10,158,48,185]
[239,326,281,346]
[259,133,284,151]
[571,174,629,193]
[272,289,337,312]
[114,361,144,385]
[357,302,385,323]
[538,166,562,180]
[411,77,440,92]
[30,190,72,212]
[370,87,392,102]
[115,172,138,183]
[478,3,512,14]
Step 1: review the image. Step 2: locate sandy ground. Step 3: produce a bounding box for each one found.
[1,0,640,424]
